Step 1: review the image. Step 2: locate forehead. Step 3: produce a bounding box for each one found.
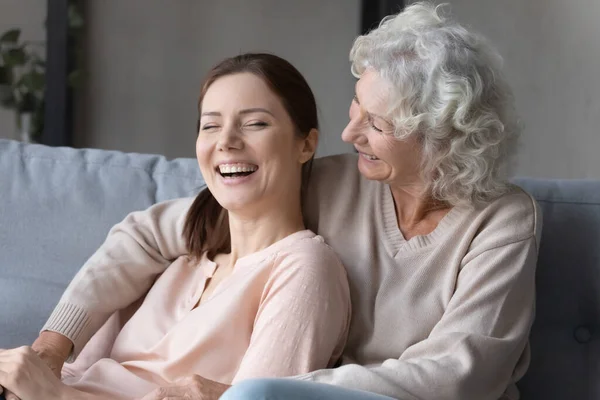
[355,68,392,114]
[203,72,281,109]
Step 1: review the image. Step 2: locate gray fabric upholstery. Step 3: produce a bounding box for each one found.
[0,139,203,348]
[1,139,598,398]
[513,178,600,399]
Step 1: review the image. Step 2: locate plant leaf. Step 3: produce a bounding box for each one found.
[68,70,83,88]
[19,71,45,92]
[0,29,21,44]
[5,47,28,66]
[0,66,12,84]
[68,4,85,29]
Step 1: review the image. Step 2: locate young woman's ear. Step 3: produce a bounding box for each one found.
[298,129,319,164]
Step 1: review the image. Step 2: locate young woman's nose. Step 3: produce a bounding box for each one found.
[217,125,243,151]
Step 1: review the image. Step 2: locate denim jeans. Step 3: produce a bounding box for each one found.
[220,378,395,400]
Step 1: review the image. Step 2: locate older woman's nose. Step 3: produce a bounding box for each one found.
[342,120,367,145]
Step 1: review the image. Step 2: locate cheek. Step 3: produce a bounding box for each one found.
[369,136,396,161]
[195,137,212,168]
[258,131,294,156]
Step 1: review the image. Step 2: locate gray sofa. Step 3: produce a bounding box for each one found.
[1,138,598,399]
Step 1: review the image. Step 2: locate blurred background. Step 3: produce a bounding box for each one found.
[0,0,599,178]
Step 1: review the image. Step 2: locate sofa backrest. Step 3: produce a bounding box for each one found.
[1,140,599,398]
[513,178,600,399]
[0,139,204,346]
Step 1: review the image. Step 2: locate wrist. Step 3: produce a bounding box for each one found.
[32,331,73,361]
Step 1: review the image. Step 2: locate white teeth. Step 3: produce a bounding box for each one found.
[218,163,258,174]
[363,153,378,160]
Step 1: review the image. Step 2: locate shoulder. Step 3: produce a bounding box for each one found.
[270,232,348,283]
[303,153,379,230]
[468,185,542,250]
[144,196,196,216]
[313,153,358,169]
[309,153,361,188]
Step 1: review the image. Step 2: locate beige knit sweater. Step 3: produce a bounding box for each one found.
[44,153,541,400]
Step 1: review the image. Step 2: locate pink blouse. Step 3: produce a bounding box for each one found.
[61,230,350,399]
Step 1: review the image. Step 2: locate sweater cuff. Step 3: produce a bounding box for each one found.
[41,302,92,363]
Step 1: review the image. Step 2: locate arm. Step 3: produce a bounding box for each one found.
[233,241,351,383]
[38,197,193,362]
[296,236,539,400]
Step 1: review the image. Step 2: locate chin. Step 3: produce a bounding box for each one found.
[217,196,259,213]
[357,162,377,181]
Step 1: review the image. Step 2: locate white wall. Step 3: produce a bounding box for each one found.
[0,0,46,141]
[76,0,359,159]
[413,0,600,179]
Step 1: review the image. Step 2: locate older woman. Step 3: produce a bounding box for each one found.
[12,2,540,400]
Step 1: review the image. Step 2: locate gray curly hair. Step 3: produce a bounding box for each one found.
[350,2,519,206]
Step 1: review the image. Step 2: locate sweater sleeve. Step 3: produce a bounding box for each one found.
[233,241,351,383]
[42,197,193,361]
[295,235,539,400]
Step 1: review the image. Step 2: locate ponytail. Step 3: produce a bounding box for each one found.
[183,188,230,260]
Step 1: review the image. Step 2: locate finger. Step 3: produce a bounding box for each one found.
[0,364,20,399]
[0,347,28,361]
[5,389,21,400]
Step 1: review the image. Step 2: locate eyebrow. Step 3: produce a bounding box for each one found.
[200,108,275,117]
[353,93,393,126]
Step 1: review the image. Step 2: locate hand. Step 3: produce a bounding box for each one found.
[0,333,72,400]
[0,346,70,400]
[140,375,231,400]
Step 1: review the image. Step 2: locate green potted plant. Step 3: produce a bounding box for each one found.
[0,28,45,142]
[1,1,83,143]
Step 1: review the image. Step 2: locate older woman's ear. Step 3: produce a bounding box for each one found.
[298,128,319,164]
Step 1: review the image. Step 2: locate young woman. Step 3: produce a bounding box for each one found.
[0,53,350,400]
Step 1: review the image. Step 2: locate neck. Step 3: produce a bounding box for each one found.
[390,183,450,228]
[226,198,305,263]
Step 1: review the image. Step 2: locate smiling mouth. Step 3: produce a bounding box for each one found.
[360,152,379,161]
[217,163,259,178]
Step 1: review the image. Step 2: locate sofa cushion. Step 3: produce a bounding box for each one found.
[0,139,204,348]
[514,178,600,399]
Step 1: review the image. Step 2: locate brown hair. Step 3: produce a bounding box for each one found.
[183,53,319,260]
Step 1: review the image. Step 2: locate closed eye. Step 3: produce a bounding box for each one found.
[368,116,383,133]
[245,121,269,129]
